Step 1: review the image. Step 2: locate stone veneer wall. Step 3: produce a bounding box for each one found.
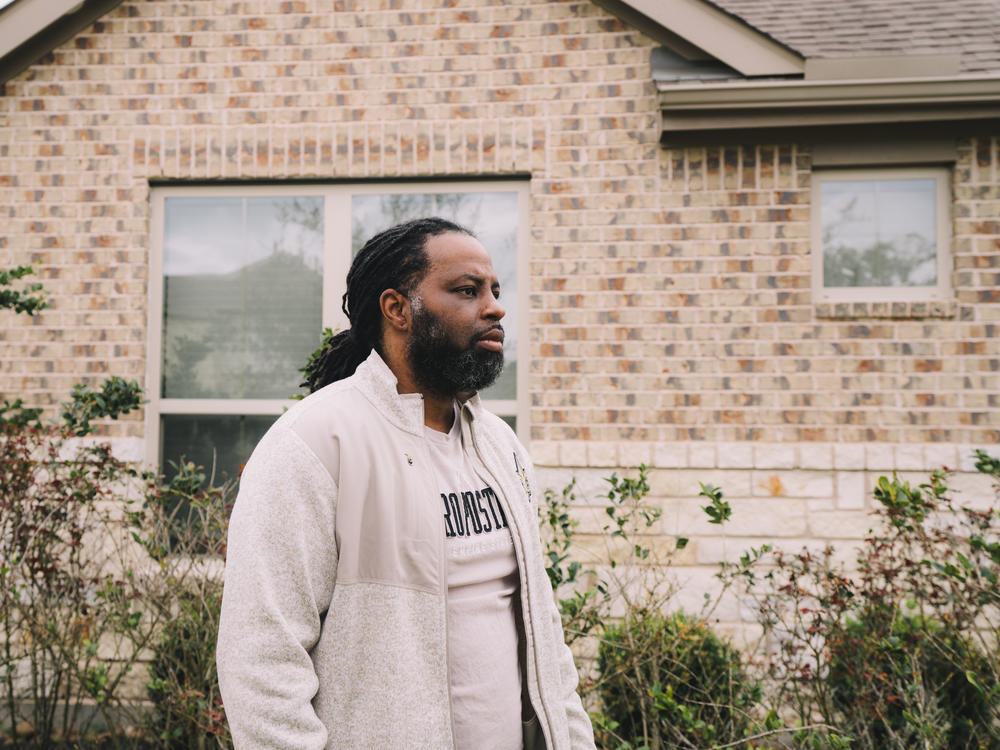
[0,0,998,632]
[536,442,996,636]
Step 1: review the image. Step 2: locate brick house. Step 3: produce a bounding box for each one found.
[1,0,998,630]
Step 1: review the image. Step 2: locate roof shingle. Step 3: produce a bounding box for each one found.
[709,0,1000,74]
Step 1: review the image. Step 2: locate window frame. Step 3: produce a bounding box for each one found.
[810,166,952,304]
[146,180,531,471]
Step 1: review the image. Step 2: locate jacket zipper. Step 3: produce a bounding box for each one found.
[464,408,553,749]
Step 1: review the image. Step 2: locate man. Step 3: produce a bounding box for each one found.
[217,217,596,749]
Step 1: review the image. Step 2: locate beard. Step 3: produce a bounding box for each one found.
[406,302,504,398]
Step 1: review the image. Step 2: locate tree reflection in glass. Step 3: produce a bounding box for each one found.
[821,178,937,288]
[162,196,324,399]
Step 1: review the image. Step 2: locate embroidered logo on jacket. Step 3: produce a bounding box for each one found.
[513,452,532,501]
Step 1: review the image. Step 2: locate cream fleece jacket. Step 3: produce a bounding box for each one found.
[216,352,596,749]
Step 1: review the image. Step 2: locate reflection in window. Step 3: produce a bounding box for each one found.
[351,192,518,401]
[820,178,937,288]
[153,183,526,485]
[162,197,323,399]
[161,414,275,485]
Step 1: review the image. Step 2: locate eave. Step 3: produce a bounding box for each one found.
[0,0,124,87]
[658,74,1000,145]
[593,0,803,77]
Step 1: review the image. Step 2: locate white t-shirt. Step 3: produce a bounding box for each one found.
[425,412,523,750]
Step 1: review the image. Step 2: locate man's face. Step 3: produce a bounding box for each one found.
[405,232,506,398]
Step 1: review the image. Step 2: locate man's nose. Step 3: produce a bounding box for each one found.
[483,294,505,320]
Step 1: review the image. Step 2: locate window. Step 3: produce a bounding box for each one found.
[148,182,529,481]
[811,167,951,303]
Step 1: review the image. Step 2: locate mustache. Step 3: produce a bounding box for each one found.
[474,324,504,340]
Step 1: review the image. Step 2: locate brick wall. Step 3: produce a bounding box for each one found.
[532,139,1000,446]
[0,0,998,629]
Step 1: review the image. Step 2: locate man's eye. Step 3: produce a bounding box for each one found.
[456,287,476,296]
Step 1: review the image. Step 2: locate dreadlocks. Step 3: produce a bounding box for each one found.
[300,216,473,392]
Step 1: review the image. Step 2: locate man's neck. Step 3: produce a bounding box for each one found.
[421,392,456,433]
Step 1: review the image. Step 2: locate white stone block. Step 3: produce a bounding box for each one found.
[894,444,925,471]
[587,442,619,467]
[619,441,652,468]
[923,444,958,472]
[809,510,875,540]
[713,470,753,498]
[865,443,894,471]
[725,498,808,537]
[958,447,989,473]
[752,471,834,498]
[688,443,717,468]
[716,442,753,469]
[560,441,587,467]
[671,567,733,619]
[649,469,696,498]
[653,441,687,469]
[677,469,752,500]
[833,443,865,470]
[572,505,616,535]
[799,443,833,470]
[944,472,997,511]
[110,437,146,463]
[537,467,579,500]
[693,535,774,565]
[753,443,797,469]
[530,440,559,467]
[575,468,618,503]
[659,497,712,537]
[836,471,867,510]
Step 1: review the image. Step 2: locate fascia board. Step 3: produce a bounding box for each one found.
[0,0,84,59]
[623,0,803,77]
[658,75,1000,131]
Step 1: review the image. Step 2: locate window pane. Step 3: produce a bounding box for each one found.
[160,413,276,485]
[351,192,519,401]
[820,178,937,288]
[162,196,324,398]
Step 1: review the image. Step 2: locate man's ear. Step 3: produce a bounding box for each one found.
[379,288,410,333]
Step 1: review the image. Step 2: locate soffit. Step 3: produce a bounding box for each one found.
[658,75,1000,145]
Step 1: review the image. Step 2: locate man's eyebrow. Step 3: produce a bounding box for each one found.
[449,272,499,286]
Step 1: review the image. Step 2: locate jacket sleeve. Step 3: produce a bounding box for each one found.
[526,457,597,750]
[216,425,338,750]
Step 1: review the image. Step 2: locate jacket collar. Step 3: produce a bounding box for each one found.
[354,349,486,436]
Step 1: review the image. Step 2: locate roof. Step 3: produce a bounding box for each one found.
[710,0,1000,75]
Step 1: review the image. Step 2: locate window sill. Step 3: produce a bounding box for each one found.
[814,299,957,320]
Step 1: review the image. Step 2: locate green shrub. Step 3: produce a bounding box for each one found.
[597,610,761,750]
[827,612,998,750]
[146,590,230,750]
[724,458,1000,750]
